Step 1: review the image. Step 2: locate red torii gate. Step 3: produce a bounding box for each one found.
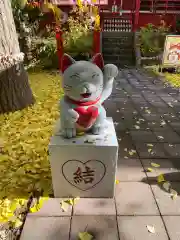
[55,26,101,72]
[55,5,101,72]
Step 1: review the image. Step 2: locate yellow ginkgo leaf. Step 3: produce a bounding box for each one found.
[73,197,80,205]
[170,189,178,200]
[65,198,74,206]
[147,144,153,147]
[146,225,155,233]
[115,179,120,184]
[60,200,69,212]
[78,232,93,240]
[162,181,171,192]
[157,174,165,183]
[128,151,134,156]
[147,168,154,172]
[65,197,80,206]
[14,218,23,228]
[151,162,160,168]
[158,136,164,139]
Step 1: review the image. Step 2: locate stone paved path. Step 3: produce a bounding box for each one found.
[20,69,180,240]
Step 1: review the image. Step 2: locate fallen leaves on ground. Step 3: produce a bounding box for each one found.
[157,174,165,183]
[29,197,49,213]
[157,136,164,140]
[146,225,155,234]
[151,162,160,168]
[0,71,62,223]
[147,168,154,172]
[61,197,80,210]
[78,232,93,240]
[170,189,178,200]
[128,149,136,156]
[150,68,180,88]
[160,120,166,126]
[60,200,70,212]
[162,181,171,192]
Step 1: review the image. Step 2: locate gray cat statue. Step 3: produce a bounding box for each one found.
[60,53,118,138]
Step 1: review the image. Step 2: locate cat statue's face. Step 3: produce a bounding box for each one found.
[62,54,104,102]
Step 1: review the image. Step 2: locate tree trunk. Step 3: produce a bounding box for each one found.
[0,0,35,114]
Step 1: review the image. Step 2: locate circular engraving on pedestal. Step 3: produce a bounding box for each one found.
[62,160,106,191]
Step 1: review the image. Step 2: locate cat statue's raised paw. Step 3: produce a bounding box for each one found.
[60,53,118,138]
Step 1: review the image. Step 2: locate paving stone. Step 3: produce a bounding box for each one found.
[151,183,180,215]
[150,101,168,108]
[163,216,180,240]
[141,158,180,182]
[117,216,169,240]
[169,121,180,130]
[116,157,146,181]
[143,95,162,102]
[147,121,173,132]
[119,137,139,159]
[161,113,178,121]
[73,198,116,215]
[20,216,71,240]
[147,120,168,129]
[153,131,180,143]
[138,108,158,116]
[163,143,180,157]
[160,96,176,102]
[70,216,119,240]
[132,102,151,109]
[110,97,128,103]
[135,143,168,158]
[129,121,149,131]
[142,113,162,121]
[157,107,175,114]
[115,182,159,215]
[114,121,127,131]
[28,198,72,216]
[130,130,157,142]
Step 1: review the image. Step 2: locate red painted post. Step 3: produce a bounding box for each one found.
[93,29,101,55]
[55,26,64,72]
[133,0,140,31]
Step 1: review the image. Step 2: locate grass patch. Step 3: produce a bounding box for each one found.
[0,70,62,223]
[144,65,180,88]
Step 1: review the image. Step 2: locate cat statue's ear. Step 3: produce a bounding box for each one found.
[61,54,76,73]
[91,53,104,70]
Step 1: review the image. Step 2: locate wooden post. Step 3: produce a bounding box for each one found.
[55,26,64,72]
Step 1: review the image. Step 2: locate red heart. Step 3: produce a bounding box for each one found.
[75,106,99,128]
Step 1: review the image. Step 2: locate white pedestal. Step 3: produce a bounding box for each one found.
[49,117,118,198]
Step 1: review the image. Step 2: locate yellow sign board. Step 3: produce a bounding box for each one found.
[162,35,180,67]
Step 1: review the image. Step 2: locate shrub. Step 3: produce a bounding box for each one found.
[36,5,93,69]
[140,23,170,57]
[11,0,43,64]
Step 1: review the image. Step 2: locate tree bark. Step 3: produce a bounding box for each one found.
[0,0,35,114]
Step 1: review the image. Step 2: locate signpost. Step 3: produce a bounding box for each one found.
[162,35,180,70]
